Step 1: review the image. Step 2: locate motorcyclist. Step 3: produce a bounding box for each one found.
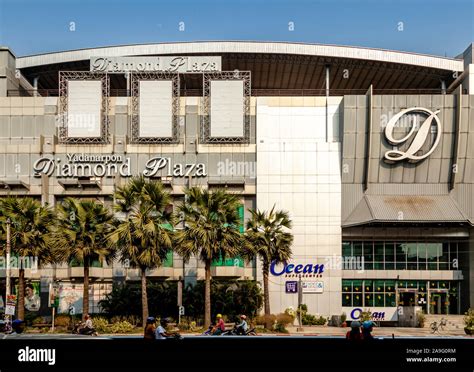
[235,315,248,335]
[79,314,98,336]
[156,318,178,339]
[144,316,156,340]
[212,314,225,335]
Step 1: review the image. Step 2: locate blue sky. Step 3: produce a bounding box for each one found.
[0,0,472,57]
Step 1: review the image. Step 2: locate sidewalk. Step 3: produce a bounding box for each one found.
[285,325,470,337]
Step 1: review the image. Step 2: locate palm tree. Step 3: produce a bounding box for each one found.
[174,187,243,327]
[245,206,293,327]
[52,198,115,319]
[0,197,56,320]
[109,177,174,325]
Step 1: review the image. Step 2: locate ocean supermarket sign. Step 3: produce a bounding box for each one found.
[270,261,325,277]
[342,307,398,321]
[33,154,207,178]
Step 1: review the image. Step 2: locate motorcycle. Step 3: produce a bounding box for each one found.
[72,321,98,336]
[223,323,257,336]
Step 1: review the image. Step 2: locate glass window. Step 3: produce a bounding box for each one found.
[385,242,395,269]
[385,281,395,292]
[364,293,374,307]
[353,293,362,306]
[342,280,352,292]
[363,242,373,262]
[396,243,407,270]
[342,293,352,307]
[374,281,384,293]
[385,293,396,307]
[417,243,427,270]
[418,281,427,292]
[426,243,440,270]
[353,280,362,293]
[353,242,362,258]
[406,243,417,270]
[449,243,458,269]
[375,293,384,307]
[440,243,449,268]
[364,280,373,292]
[342,242,351,257]
[374,242,384,269]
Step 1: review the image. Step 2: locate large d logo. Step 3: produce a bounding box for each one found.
[383,107,441,163]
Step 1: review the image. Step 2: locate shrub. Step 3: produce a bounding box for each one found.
[463,308,474,329]
[302,314,327,326]
[274,313,294,333]
[274,322,289,333]
[341,312,347,324]
[108,321,135,334]
[255,314,276,327]
[92,317,109,333]
[32,316,46,325]
[360,310,372,322]
[54,315,71,328]
[416,310,426,328]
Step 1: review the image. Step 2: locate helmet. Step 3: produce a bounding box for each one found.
[240,315,247,319]
[216,314,222,318]
[351,321,361,328]
[146,317,155,324]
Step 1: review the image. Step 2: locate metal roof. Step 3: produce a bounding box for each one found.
[343,195,471,227]
[16,41,464,71]
[13,42,465,94]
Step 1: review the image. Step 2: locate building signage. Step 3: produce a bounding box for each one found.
[384,107,442,163]
[285,281,298,293]
[90,56,222,73]
[270,261,325,277]
[33,154,207,178]
[342,307,398,321]
[302,281,324,293]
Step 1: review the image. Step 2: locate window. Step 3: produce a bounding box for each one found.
[374,242,384,269]
[396,243,407,270]
[341,241,461,271]
[363,242,373,270]
[341,279,397,307]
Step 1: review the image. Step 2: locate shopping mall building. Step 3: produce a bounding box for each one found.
[0,41,473,322]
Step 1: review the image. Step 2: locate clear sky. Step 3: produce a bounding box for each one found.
[0,0,472,57]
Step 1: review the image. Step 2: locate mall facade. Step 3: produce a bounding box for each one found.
[0,41,473,321]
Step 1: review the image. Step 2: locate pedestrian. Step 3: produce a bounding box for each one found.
[346,320,362,341]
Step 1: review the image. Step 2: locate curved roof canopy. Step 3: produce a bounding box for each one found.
[15,41,465,94]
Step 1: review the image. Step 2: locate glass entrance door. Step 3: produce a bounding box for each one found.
[430,291,448,314]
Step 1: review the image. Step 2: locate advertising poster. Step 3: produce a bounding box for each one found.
[58,283,83,315]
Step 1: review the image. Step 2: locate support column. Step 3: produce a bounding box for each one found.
[325,65,331,142]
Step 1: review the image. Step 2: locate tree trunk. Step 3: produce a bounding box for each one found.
[83,263,89,320]
[262,260,271,329]
[141,267,149,326]
[204,259,211,327]
[17,268,25,320]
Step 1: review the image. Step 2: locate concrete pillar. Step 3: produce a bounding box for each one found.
[0,47,19,97]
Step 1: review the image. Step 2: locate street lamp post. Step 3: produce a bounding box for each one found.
[4,217,11,333]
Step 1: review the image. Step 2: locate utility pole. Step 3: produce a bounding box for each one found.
[4,218,11,333]
[297,276,304,332]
